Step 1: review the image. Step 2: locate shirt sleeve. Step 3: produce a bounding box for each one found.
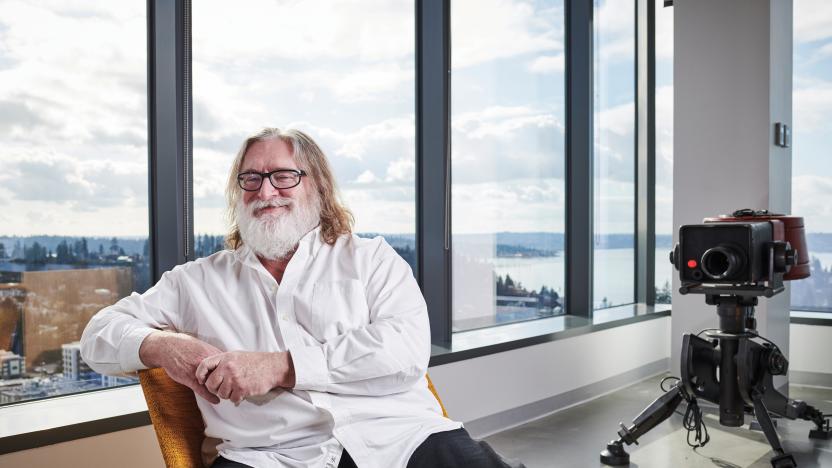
[80,268,184,375]
[290,238,430,396]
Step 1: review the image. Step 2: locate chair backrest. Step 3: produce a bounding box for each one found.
[138,368,206,468]
[138,368,448,468]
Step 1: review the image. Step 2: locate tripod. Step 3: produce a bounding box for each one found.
[599,291,831,468]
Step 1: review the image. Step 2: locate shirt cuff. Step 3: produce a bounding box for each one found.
[290,344,329,391]
[117,327,157,372]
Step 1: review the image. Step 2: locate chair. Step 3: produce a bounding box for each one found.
[138,368,449,468]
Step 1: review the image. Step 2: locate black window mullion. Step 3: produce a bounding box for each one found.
[635,0,656,305]
[416,0,452,346]
[565,0,594,318]
[148,0,192,281]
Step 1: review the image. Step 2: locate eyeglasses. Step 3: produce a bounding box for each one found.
[237,169,307,192]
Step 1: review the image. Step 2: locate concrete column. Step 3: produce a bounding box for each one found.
[671,0,793,388]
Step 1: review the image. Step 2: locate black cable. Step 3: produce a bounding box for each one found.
[696,328,720,337]
[682,397,710,449]
[660,376,680,392]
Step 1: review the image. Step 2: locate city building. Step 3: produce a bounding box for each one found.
[61,342,95,382]
[0,350,23,380]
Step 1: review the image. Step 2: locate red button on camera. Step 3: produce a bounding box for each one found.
[687,259,698,268]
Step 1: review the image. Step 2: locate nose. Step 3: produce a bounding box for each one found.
[255,179,281,199]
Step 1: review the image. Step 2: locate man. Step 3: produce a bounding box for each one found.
[81,128,513,468]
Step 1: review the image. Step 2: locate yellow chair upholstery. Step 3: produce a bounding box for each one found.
[139,368,206,468]
[138,368,448,468]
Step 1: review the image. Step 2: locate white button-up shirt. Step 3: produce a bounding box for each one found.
[80,228,462,468]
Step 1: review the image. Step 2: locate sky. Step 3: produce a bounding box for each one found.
[0,0,828,238]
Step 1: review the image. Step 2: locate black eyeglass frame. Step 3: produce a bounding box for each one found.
[237,169,308,192]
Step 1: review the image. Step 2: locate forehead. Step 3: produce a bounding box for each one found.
[240,138,297,171]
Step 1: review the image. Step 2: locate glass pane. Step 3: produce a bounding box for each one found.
[654,0,673,305]
[451,0,566,332]
[593,0,635,310]
[0,2,148,404]
[791,1,832,312]
[192,1,416,271]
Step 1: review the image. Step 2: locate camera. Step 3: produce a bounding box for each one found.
[670,209,809,288]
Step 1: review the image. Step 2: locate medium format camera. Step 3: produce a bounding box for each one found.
[670,209,809,287]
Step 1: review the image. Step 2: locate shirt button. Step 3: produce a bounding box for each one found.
[280,314,289,321]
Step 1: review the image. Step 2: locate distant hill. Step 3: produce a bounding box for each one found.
[4,231,832,260]
[0,235,147,258]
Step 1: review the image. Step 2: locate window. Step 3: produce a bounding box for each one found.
[654,0,673,304]
[450,0,565,332]
[191,0,417,270]
[791,0,832,313]
[593,0,636,310]
[0,2,149,405]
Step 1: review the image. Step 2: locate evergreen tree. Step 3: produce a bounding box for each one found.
[56,240,70,263]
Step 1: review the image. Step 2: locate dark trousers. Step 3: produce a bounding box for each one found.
[211,428,511,468]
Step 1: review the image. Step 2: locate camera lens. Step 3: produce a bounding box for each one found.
[700,245,742,280]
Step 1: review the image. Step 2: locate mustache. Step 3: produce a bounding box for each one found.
[247,198,293,215]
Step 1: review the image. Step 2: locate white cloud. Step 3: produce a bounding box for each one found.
[794,175,832,232]
[452,0,563,69]
[452,178,565,234]
[0,1,146,146]
[385,158,414,183]
[655,2,674,61]
[192,0,414,62]
[527,54,564,74]
[794,0,832,44]
[453,105,561,139]
[655,85,674,189]
[451,105,565,184]
[595,0,636,64]
[354,170,378,184]
[596,101,635,136]
[794,79,832,133]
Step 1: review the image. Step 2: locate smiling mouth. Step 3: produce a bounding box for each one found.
[255,205,288,216]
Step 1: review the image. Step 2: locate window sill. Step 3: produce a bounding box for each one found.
[0,385,150,454]
[429,304,671,366]
[791,310,832,326]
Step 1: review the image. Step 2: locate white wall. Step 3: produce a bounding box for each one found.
[790,324,832,375]
[429,317,671,428]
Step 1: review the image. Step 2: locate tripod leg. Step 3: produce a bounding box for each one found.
[752,393,797,468]
[600,382,686,466]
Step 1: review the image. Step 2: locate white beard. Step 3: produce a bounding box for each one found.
[236,195,321,260]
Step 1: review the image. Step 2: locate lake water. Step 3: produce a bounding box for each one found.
[489,250,832,309]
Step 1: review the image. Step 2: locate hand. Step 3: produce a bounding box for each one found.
[195,351,296,404]
[139,331,223,404]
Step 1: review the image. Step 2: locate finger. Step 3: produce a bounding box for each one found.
[218,379,234,400]
[195,354,223,385]
[229,388,244,405]
[205,372,224,395]
[191,382,221,404]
